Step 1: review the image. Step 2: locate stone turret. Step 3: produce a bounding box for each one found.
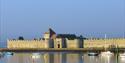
[43,28,56,48]
[43,28,56,40]
[44,32,50,41]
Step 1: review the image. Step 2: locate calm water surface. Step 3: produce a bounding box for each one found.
[0,52,125,63]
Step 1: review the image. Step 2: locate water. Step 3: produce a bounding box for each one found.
[0,52,125,63]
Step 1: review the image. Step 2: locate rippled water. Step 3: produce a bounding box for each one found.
[0,52,125,63]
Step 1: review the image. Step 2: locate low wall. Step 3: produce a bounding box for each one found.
[66,39,79,48]
[84,38,125,48]
[8,38,125,49]
[7,40,49,48]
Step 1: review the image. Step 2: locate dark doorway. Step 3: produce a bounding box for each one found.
[58,44,60,48]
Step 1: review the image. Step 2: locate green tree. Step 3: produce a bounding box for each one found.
[18,36,24,40]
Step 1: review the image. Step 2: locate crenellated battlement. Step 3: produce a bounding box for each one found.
[8,39,44,42]
[87,38,125,40]
[7,39,49,48]
[84,38,125,48]
[7,28,125,49]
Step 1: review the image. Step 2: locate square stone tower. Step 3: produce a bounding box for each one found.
[43,28,56,48]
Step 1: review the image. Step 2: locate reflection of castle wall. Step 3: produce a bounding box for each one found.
[49,53,54,63]
[43,53,51,63]
[6,54,24,63]
[7,40,49,48]
[42,53,83,63]
[54,53,62,63]
[7,53,34,63]
[62,53,67,63]
[66,53,80,63]
[7,53,83,63]
[84,39,125,48]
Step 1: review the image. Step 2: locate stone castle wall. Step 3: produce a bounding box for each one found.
[7,40,49,48]
[66,39,80,48]
[7,38,125,49]
[7,39,82,49]
[84,38,125,48]
[54,38,63,48]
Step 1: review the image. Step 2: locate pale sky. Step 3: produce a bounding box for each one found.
[0,0,125,47]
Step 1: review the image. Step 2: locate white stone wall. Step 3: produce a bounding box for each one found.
[84,38,125,48]
[66,39,79,48]
[54,38,63,48]
[7,40,49,48]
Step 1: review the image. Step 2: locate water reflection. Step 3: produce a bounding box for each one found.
[31,53,41,59]
[0,52,125,63]
[101,54,112,63]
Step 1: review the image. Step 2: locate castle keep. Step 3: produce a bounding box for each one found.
[7,28,125,49]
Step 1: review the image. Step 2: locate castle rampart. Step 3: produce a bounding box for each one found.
[84,38,125,48]
[66,39,80,48]
[7,40,49,48]
[7,28,125,49]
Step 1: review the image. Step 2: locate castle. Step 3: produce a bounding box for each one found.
[7,28,125,49]
[7,28,84,48]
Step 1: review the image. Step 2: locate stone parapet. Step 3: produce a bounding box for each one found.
[7,40,49,48]
[84,38,125,48]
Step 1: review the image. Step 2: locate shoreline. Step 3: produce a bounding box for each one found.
[0,48,125,52]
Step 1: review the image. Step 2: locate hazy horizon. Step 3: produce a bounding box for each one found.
[0,0,125,46]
